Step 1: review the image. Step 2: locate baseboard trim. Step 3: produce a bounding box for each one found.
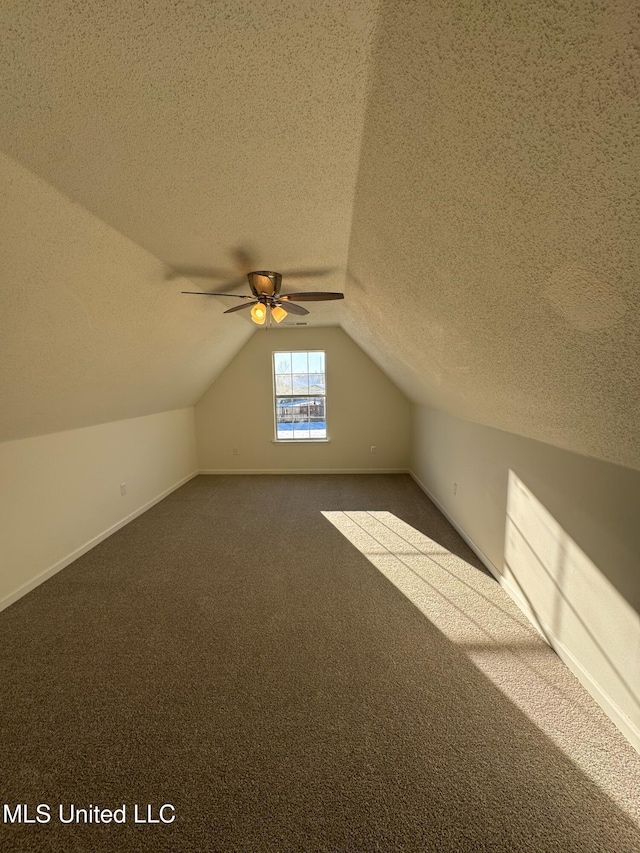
[497,567,640,753]
[409,470,502,578]
[199,468,410,475]
[408,469,640,755]
[0,470,199,614]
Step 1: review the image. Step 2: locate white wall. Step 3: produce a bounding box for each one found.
[410,405,640,750]
[0,407,197,610]
[196,326,410,473]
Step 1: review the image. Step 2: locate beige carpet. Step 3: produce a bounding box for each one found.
[1,474,639,852]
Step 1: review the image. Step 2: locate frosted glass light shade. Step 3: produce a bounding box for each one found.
[250,303,267,325]
[271,305,288,323]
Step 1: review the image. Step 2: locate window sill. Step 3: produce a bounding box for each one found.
[272,439,331,444]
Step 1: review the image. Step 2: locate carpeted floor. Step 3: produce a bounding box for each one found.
[1,474,639,852]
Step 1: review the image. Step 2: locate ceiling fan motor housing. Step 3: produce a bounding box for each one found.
[248,271,282,300]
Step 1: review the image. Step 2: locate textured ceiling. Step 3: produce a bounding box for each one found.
[1,0,639,469]
[345,0,640,470]
[0,0,377,272]
[0,0,378,440]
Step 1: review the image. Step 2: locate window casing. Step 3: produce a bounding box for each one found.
[273,351,326,441]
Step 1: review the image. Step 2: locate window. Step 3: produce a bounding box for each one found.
[273,351,326,440]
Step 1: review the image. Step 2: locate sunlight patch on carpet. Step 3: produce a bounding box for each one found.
[321,509,640,815]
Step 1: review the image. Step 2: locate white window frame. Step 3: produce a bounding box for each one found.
[272,350,329,443]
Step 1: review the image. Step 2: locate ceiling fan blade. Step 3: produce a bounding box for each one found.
[280,267,334,278]
[280,301,310,316]
[224,300,259,314]
[281,292,344,302]
[182,291,255,299]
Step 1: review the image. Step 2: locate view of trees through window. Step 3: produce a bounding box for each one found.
[273,351,326,440]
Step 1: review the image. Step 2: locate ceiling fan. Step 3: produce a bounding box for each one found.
[181,269,344,325]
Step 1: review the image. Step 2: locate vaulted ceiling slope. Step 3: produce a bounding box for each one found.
[0,0,378,441]
[345,0,640,470]
[1,1,639,470]
[0,150,253,440]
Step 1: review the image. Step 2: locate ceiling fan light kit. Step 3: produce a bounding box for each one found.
[250,303,267,325]
[180,266,344,325]
[270,305,288,324]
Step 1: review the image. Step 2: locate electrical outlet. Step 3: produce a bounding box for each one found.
[370,445,376,454]
[120,483,127,496]
[232,448,239,456]
[453,482,458,496]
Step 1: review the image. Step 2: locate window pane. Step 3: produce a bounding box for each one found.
[275,398,294,439]
[308,374,325,394]
[309,397,325,418]
[308,351,324,373]
[293,421,310,439]
[291,399,309,439]
[293,401,309,420]
[309,420,326,439]
[275,397,291,416]
[275,374,292,395]
[277,425,293,439]
[291,351,308,373]
[292,374,309,394]
[274,352,291,374]
[309,395,326,438]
